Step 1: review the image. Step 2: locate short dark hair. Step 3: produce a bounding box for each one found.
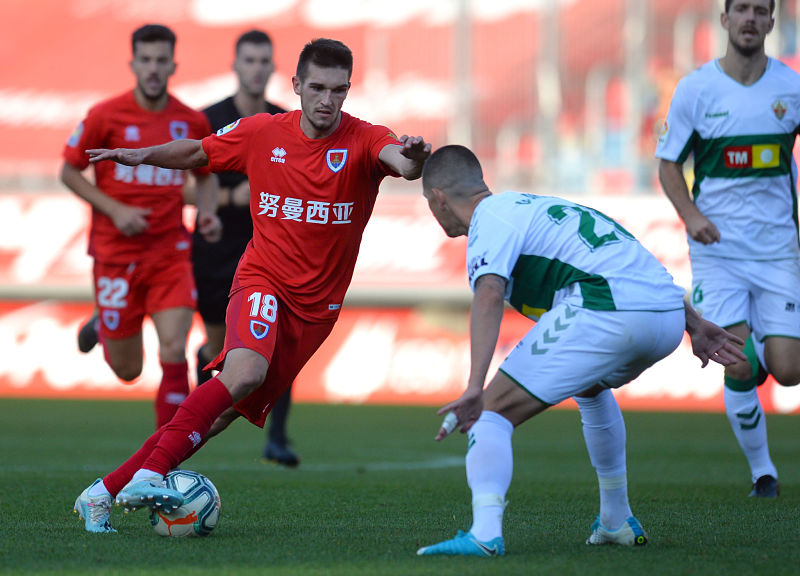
[725,0,775,14]
[131,24,176,55]
[235,29,273,55]
[422,145,485,198]
[296,38,353,80]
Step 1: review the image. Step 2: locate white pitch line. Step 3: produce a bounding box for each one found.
[0,456,465,475]
[298,455,464,473]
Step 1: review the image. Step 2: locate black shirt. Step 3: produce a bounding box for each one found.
[192,96,288,278]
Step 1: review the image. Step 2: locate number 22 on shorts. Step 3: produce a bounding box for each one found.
[247,291,277,340]
[97,276,129,309]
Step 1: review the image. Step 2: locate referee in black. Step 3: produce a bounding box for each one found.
[191,29,299,467]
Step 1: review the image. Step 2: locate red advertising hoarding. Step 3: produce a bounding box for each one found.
[1,193,798,413]
[1,299,797,414]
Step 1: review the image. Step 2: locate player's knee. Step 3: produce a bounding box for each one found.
[235,375,263,398]
[723,360,753,383]
[111,363,143,382]
[158,340,188,364]
[221,371,264,403]
[216,349,268,401]
[771,365,800,387]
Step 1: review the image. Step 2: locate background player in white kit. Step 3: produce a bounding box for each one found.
[656,0,800,498]
[416,145,746,556]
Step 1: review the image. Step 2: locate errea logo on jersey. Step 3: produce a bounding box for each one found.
[271,147,287,164]
[723,144,779,169]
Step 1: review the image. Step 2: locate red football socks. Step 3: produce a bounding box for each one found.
[103,425,167,497]
[143,376,233,475]
[102,377,232,494]
[155,360,190,428]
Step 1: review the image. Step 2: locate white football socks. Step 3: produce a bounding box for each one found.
[466,411,513,541]
[724,387,777,482]
[574,389,631,530]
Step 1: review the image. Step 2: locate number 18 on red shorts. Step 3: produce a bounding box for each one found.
[211,284,335,427]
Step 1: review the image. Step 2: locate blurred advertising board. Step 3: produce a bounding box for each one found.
[0,193,468,298]
[2,191,799,412]
[0,192,684,296]
[1,300,798,413]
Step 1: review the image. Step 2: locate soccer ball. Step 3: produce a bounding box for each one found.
[150,470,221,537]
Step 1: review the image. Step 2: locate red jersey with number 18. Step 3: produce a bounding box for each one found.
[63,90,211,264]
[201,111,400,322]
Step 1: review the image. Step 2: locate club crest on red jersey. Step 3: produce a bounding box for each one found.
[102,310,120,331]
[169,120,189,140]
[124,125,140,142]
[326,149,348,173]
[249,320,270,340]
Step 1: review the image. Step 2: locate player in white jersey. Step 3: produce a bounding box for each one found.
[416,145,746,556]
[656,0,800,498]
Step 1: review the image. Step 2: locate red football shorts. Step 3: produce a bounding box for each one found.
[209,283,335,427]
[93,257,196,340]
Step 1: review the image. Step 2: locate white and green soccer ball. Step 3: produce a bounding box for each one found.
[150,470,221,537]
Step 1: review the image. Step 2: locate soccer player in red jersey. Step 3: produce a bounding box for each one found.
[60,24,222,434]
[73,38,431,533]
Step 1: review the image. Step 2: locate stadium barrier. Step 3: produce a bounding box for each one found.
[0,300,798,413]
[2,193,798,412]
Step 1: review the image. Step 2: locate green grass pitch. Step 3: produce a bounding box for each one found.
[1,398,798,575]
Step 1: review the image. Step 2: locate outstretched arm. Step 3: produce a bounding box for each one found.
[88,138,209,170]
[684,301,747,367]
[378,135,432,180]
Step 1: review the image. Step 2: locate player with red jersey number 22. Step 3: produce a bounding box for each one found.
[60,24,221,437]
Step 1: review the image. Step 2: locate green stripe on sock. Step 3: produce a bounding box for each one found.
[735,405,759,420]
[739,411,762,431]
[724,336,765,392]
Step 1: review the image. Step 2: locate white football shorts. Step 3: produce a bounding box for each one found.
[499,303,684,406]
[690,256,800,342]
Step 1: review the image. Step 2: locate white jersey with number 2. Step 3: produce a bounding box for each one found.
[467,192,685,321]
